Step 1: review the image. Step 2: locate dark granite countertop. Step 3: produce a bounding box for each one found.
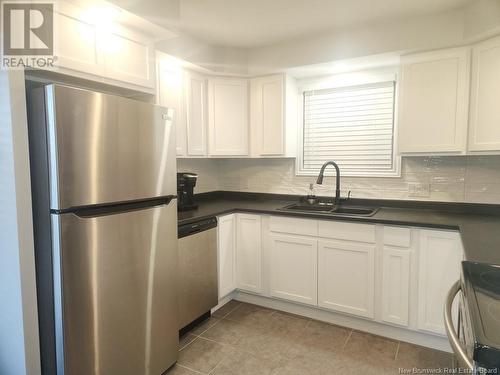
[177,191,500,265]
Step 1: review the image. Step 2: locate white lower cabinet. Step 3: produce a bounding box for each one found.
[381,246,411,326]
[318,239,376,318]
[236,214,262,293]
[217,214,237,299]
[217,213,464,344]
[417,229,463,335]
[268,234,317,305]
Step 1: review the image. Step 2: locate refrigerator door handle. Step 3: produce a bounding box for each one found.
[65,195,177,218]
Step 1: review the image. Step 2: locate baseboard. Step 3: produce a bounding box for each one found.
[233,291,452,353]
[212,291,238,313]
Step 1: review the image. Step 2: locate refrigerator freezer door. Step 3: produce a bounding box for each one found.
[51,201,178,375]
[44,85,176,210]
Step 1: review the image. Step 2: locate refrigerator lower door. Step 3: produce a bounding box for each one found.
[51,202,178,375]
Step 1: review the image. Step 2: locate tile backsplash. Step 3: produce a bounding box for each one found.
[177,156,500,204]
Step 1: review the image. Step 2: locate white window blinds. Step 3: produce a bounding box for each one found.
[302,81,397,176]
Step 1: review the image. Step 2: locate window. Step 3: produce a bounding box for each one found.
[298,80,399,177]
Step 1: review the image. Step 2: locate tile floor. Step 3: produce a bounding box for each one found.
[166,301,454,375]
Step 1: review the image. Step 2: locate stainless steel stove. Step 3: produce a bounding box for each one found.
[445,261,500,373]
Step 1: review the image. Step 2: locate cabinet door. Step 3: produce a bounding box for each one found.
[157,58,186,156]
[318,240,375,318]
[52,3,104,76]
[185,71,208,156]
[398,48,470,153]
[469,36,500,152]
[103,27,155,88]
[268,234,317,306]
[217,215,236,299]
[250,75,284,156]
[417,230,462,335]
[236,214,262,293]
[381,246,410,326]
[208,78,249,156]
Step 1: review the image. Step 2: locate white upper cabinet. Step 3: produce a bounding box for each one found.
[208,78,249,156]
[185,70,208,156]
[156,55,186,156]
[250,75,285,156]
[103,27,155,89]
[398,47,470,154]
[468,36,500,152]
[48,1,158,90]
[52,2,104,76]
[250,74,297,157]
[417,229,462,335]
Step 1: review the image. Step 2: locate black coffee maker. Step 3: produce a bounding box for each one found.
[177,172,198,211]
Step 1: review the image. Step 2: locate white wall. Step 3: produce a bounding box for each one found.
[156,34,249,75]
[0,72,40,375]
[463,0,500,41]
[177,158,221,193]
[154,1,500,77]
[247,8,466,75]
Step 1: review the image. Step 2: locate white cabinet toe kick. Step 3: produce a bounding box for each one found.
[216,213,463,352]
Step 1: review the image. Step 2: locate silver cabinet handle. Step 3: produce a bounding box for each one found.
[444,280,474,371]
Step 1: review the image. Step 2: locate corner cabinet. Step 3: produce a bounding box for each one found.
[468,35,500,152]
[217,214,237,299]
[235,214,262,293]
[208,78,249,156]
[398,47,470,154]
[380,226,412,327]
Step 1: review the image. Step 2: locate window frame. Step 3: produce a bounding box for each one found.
[295,69,401,178]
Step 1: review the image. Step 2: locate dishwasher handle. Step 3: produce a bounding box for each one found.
[444,280,474,371]
[178,217,217,238]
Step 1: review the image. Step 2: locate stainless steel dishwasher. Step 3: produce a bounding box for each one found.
[178,217,218,330]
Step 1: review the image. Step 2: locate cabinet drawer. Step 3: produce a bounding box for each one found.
[318,221,375,243]
[383,226,411,248]
[270,216,318,237]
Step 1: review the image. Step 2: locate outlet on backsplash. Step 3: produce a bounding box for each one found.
[408,183,431,198]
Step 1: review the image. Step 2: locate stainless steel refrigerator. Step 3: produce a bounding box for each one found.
[27,84,179,375]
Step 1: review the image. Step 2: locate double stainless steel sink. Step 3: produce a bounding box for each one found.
[280,202,378,216]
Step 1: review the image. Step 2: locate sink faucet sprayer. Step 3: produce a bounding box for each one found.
[316,161,341,205]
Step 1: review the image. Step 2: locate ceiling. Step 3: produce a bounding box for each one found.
[110,0,473,48]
